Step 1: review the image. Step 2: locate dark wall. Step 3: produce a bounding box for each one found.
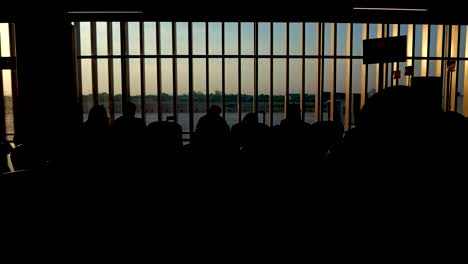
[14,11,79,151]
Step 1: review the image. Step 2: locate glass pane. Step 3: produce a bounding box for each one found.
[322,59,331,121]
[336,23,347,56]
[160,22,173,55]
[177,59,189,131]
[113,59,122,119]
[209,22,222,55]
[305,23,317,56]
[161,59,173,120]
[2,70,14,135]
[193,59,206,122]
[145,59,157,123]
[225,23,238,55]
[353,23,363,56]
[112,22,121,56]
[323,23,332,55]
[258,59,270,125]
[209,59,222,110]
[97,59,109,111]
[193,23,206,55]
[128,22,140,55]
[273,23,286,55]
[258,23,270,56]
[129,58,141,118]
[144,22,156,55]
[96,22,107,55]
[289,59,301,105]
[304,59,317,124]
[177,22,188,55]
[241,23,254,55]
[80,22,91,56]
[225,59,239,124]
[273,58,286,125]
[289,23,301,56]
[241,59,254,121]
[81,59,93,120]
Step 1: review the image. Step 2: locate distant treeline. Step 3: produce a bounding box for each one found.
[81,92,346,113]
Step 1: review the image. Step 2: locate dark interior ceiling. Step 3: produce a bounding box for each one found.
[2,0,467,24]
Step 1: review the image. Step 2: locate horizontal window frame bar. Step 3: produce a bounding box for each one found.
[78,55,468,60]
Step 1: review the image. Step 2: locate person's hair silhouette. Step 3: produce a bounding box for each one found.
[193,105,230,153]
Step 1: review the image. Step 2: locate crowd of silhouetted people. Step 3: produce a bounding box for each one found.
[1,85,468,178]
[1,85,467,255]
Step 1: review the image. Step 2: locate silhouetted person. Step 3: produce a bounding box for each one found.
[114,102,146,161]
[80,105,112,171]
[310,120,344,160]
[438,111,468,161]
[272,104,313,156]
[345,85,446,165]
[231,112,270,153]
[83,104,110,133]
[145,120,183,154]
[192,105,230,153]
[114,102,146,133]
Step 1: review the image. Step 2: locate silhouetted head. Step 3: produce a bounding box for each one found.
[286,104,301,121]
[208,105,222,116]
[124,102,137,118]
[242,112,259,126]
[87,105,109,129]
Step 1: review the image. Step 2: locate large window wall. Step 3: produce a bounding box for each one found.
[75,21,468,138]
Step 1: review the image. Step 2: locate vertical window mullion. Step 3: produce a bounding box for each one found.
[221,22,226,118]
[140,22,146,122]
[345,23,353,130]
[156,21,162,121]
[375,24,383,92]
[91,21,98,105]
[107,22,115,125]
[75,22,83,123]
[121,22,130,113]
[254,22,258,113]
[205,22,210,113]
[172,22,178,123]
[450,25,460,111]
[188,22,194,136]
[384,24,389,88]
[8,23,18,133]
[445,25,452,111]
[0,35,5,135]
[425,24,431,77]
[237,22,242,123]
[395,24,400,86]
[315,23,322,122]
[285,22,290,115]
[361,23,369,108]
[320,23,325,121]
[269,22,274,126]
[330,23,337,121]
[300,22,306,121]
[464,26,468,116]
[406,24,414,87]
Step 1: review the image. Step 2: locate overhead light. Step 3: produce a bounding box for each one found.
[67,11,143,14]
[353,7,429,12]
